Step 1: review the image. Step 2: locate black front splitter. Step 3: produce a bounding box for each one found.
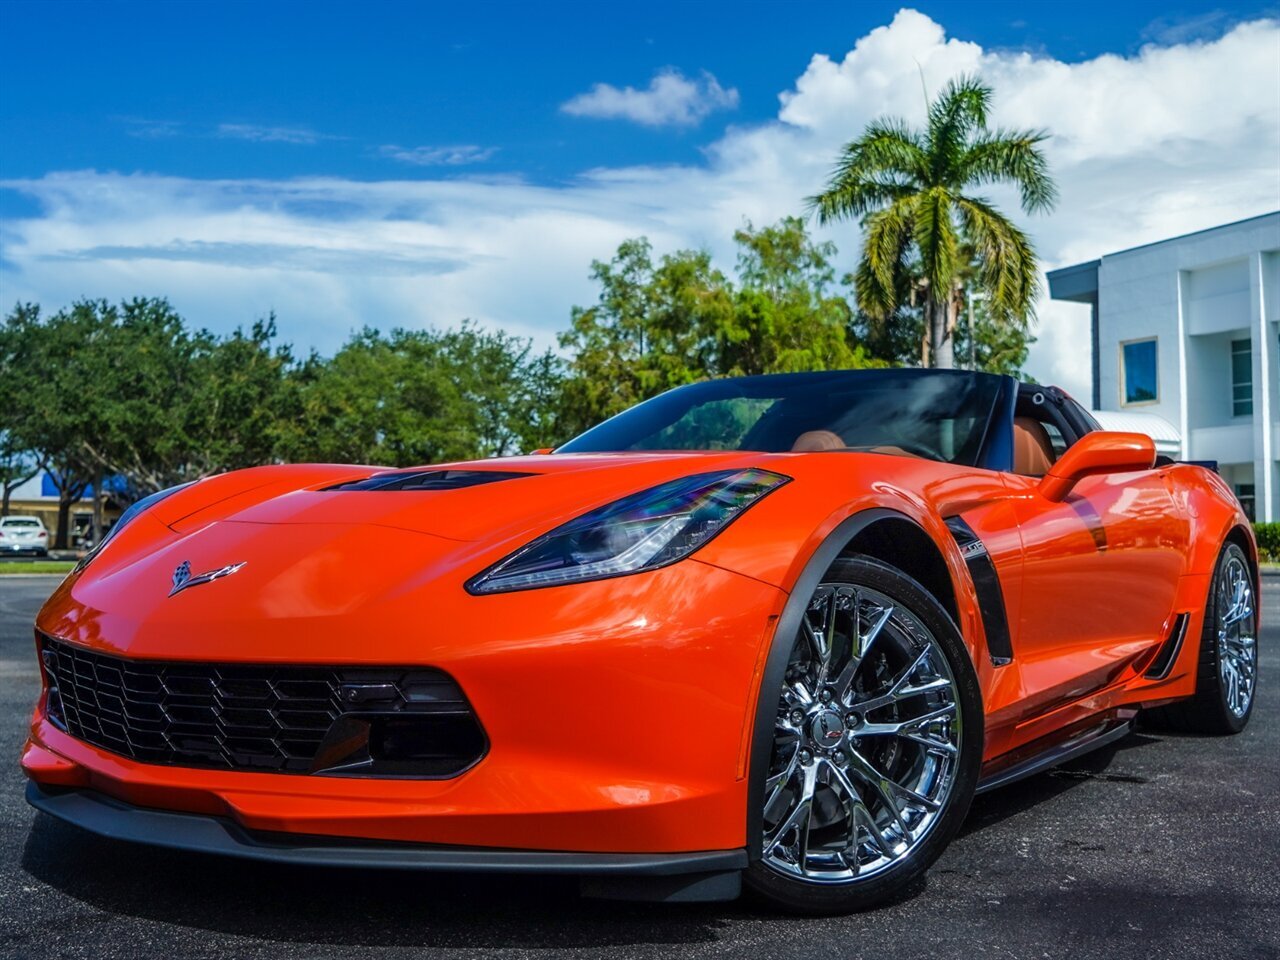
[26,782,745,902]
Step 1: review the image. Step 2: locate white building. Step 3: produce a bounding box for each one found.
[1049,211,1280,522]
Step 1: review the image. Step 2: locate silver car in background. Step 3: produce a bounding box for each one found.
[0,516,49,556]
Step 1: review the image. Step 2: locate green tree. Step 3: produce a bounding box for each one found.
[1,299,296,541]
[0,304,47,515]
[557,219,877,437]
[435,322,562,457]
[728,217,874,375]
[279,329,461,466]
[811,74,1056,368]
[184,316,295,478]
[951,291,1036,376]
[556,240,735,436]
[278,323,553,466]
[0,436,43,517]
[1,302,101,545]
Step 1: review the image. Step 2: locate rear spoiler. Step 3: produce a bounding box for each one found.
[1182,459,1219,474]
[1156,456,1219,473]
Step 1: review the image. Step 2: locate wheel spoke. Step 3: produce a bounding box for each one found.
[901,732,959,756]
[764,744,801,814]
[845,749,913,839]
[826,759,898,861]
[802,618,830,670]
[832,599,892,696]
[783,681,814,710]
[852,746,941,814]
[858,702,957,742]
[766,761,818,863]
[1223,601,1253,627]
[853,648,948,714]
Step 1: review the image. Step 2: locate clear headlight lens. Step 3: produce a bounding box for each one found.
[466,468,789,594]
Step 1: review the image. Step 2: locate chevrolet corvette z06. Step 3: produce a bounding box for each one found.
[22,369,1259,913]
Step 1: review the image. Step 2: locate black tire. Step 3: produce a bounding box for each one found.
[744,556,983,915]
[1147,542,1258,735]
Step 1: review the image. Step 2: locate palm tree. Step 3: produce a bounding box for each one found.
[811,75,1056,368]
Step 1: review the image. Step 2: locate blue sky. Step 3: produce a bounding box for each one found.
[3,0,1274,186]
[2,2,1278,397]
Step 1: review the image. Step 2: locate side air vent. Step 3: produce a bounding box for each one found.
[324,469,534,492]
[944,515,1014,666]
[1144,613,1190,680]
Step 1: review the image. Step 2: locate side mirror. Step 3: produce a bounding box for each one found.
[529,447,554,456]
[1038,431,1157,502]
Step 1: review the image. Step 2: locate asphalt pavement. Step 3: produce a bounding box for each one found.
[0,575,1276,960]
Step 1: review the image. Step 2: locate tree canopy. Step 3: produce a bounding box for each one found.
[557,218,877,434]
[811,74,1055,368]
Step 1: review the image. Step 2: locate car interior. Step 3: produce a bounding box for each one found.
[783,380,1101,480]
[1011,385,1095,477]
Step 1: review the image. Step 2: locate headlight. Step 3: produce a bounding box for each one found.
[466,468,789,594]
[73,481,195,573]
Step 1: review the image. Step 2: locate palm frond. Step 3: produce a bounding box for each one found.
[955,195,1041,321]
[855,198,914,317]
[927,74,992,162]
[809,118,929,223]
[958,129,1058,213]
[808,177,914,225]
[910,188,958,299]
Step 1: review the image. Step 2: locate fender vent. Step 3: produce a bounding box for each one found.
[1144,613,1190,680]
[945,515,1014,666]
[324,469,534,492]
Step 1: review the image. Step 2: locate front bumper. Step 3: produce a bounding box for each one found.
[28,558,787,855]
[2,542,46,554]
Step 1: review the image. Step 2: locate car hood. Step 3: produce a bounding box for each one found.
[165,452,777,542]
[36,452,795,661]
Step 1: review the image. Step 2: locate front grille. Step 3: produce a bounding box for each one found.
[39,636,486,777]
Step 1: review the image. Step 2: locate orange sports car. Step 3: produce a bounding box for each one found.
[21,369,1260,914]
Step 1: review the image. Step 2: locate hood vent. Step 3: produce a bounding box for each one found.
[324,469,534,492]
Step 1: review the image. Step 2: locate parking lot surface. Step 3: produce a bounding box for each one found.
[0,575,1276,960]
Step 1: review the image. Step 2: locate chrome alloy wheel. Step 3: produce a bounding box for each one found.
[1216,555,1257,718]
[762,583,962,884]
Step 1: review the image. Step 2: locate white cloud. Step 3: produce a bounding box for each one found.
[3,9,1278,400]
[561,68,739,127]
[121,118,184,139]
[377,144,498,166]
[216,123,331,145]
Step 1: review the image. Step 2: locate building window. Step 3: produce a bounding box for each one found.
[1120,338,1158,405]
[1234,483,1256,522]
[1231,338,1253,417]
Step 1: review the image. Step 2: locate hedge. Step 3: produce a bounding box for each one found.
[1256,523,1280,563]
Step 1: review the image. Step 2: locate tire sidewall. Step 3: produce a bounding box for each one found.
[744,555,984,915]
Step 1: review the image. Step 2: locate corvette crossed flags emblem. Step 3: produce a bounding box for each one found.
[169,560,247,598]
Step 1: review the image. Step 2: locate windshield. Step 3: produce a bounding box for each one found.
[557,369,1006,466]
[1,519,40,528]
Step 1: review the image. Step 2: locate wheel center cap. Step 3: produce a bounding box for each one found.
[809,709,846,748]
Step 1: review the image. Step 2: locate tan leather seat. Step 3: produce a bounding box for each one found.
[791,430,845,452]
[1013,416,1055,477]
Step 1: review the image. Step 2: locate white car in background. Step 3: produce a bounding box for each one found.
[0,516,50,556]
